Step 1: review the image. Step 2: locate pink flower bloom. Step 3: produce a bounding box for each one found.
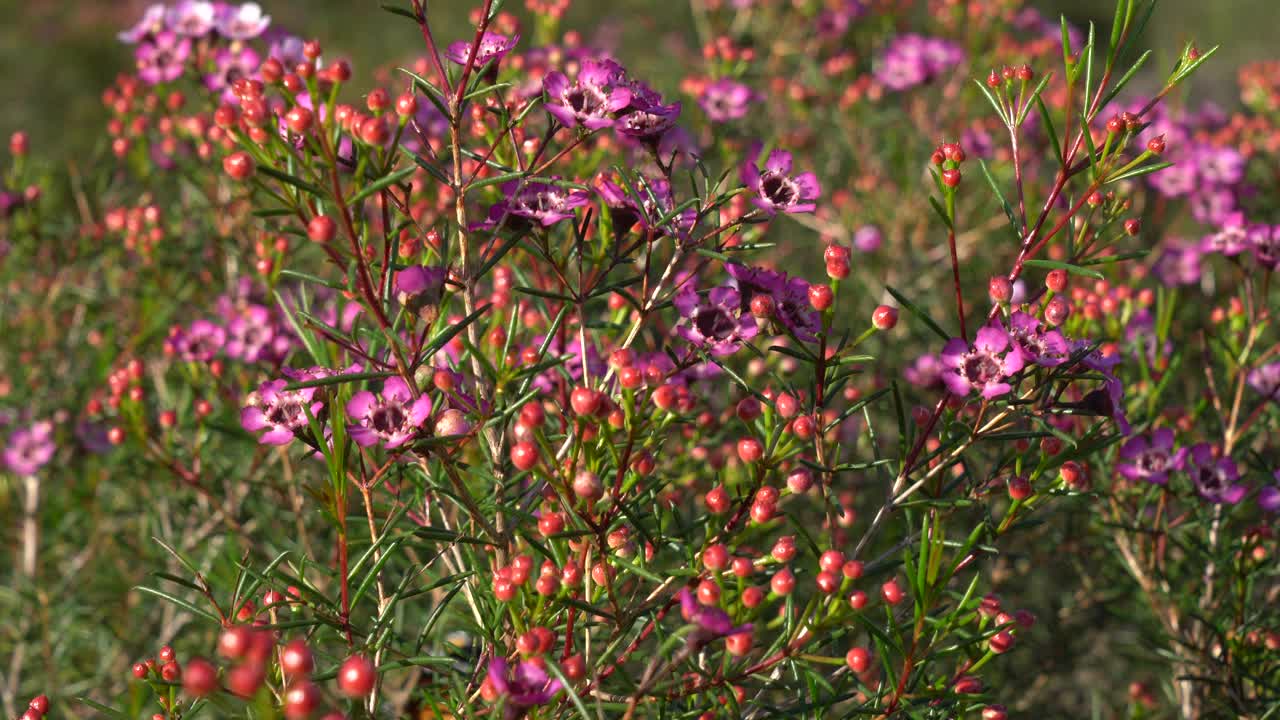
[165,1,216,37]
[241,380,323,446]
[3,421,55,475]
[119,3,166,43]
[215,2,271,40]
[1187,444,1246,505]
[486,658,562,718]
[346,377,432,449]
[741,146,820,216]
[445,32,519,66]
[939,325,1025,399]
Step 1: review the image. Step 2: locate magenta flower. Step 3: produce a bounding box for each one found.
[119,3,166,43]
[445,32,519,67]
[1248,362,1280,400]
[481,180,591,230]
[699,79,757,123]
[597,176,695,240]
[853,224,882,252]
[1200,211,1253,256]
[724,263,821,341]
[1250,224,1280,270]
[225,305,287,363]
[1187,444,1246,505]
[674,283,758,356]
[215,2,271,40]
[875,34,964,91]
[241,380,323,446]
[346,377,432,449]
[904,353,945,389]
[3,421,55,475]
[136,32,192,85]
[486,658,562,719]
[172,319,226,362]
[205,46,262,102]
[939,325,1025,399]
[165,0,217,37]
[741,147,820,216]
[1007,311,1070,367]
[543,59,630,130]
[1117,428,1186,486]
[1260,471,1280,513]
[678,587,752,644]
[614,87,681,142]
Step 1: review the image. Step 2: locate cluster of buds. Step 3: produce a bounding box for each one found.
[931,142,966,187]
[985,64,1034,88]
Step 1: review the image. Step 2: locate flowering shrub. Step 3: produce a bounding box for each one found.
[2,0,1279,718]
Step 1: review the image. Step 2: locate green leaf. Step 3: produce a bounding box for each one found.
[927,196,953,231]
[1036,95,1064,165]
[135,585,220,623]
[349,165,416,205]
[257,164,325,197]
[284,370,393,391]
[977,159,1020,238]
[885,286,951,342]
[1105,161,1174,184]
[379,3,418,21]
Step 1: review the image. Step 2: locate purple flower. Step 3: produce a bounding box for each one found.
[875,34,964,91]
[678,587,752,644]
[614,86,681,142]
[1196,146,1245,186]
[3,421,55,475]
[1260,471,1280,513]
[225,305,289,363]
[136,32,192,85]
[597,176,695,240]
[853,224,882,252]
[1117,428,1186,485]
[1247,362,1280,400]
[674,283,758,356]
[939,325,1025,399]
[346,377,432,449]
[215,2,271,40]
[1250,224,1280,270]
[205,46,262,102]
[266,32,307,67]
[119,3,166,43]
[241,379,323,446]
[904,353,944,389]
[1189,187,1237,226]
[1147,161,1196,197]
[165,0,216,37]
[396,265,449,321]
[543,59,630,130]
[1201,211,1253,256]
[445,32,519,67]
[482,180,591,229]
[1187,444,1246,505]
[724,263,821,341]
[1151,239,1204,287]
[1007,312,1070,367]
[699,79,757,123]
[741,147,820,216]
[486,658,562,719]
[173,319,227,362]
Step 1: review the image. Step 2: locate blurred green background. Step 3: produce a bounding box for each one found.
[0,0,1273,163]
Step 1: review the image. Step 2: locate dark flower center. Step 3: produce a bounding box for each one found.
[694,306,736,341]
[1136,450,1167,475]
[268,399,305,429]
[1197,467,1224,493]
[371,404,407,434]
[565,85,605,116]
[962,351,1001,385]
[760,173,798,206]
